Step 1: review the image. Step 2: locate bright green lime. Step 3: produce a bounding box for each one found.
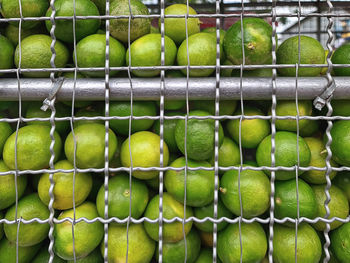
[0,35,14,74]
[333,171,350,202]
[0,118,12,156]
[331,222,350,263]
[5,23,45,46]
[330,120,350,166]
[0,238,41,263]
[209,137,241,172]
[332,42,350,76]
[332,100,350,116]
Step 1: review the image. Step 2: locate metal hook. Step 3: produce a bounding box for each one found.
[41,77,65,111]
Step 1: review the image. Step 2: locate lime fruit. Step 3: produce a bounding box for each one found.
[221,59,234,77]
[256,131,311,180]
[209,137,241,172]
[333,171,350,202]
[144,193,193,243]
[331,222,350,263]
[75,34,126,77]
[312,184,349,231]
[25,101,71,136]
[120,131,169,180]
[96,173,149,219]
[157,228,201,263]
[75,105,104,127]
[68,248,103,263]
[194,199,233,232]
[332,100,350,116]
[201,27,225,61]
[54,202,104,260]
[151,25,160,33]
[90,0,105,14]
[0,35,14,74]
[224,18,272,65]
[195,248,222,263]
[110,101,157,136]
[102,223,155,263]
[127,33,177,77]
[64,123,117,169]
[299,118,319,137]
[162,4,201,45]
[276,35,325,76]
[46,0,100,43]
[4,193,50,247]
[274,178,317,219]
[191,100,237,116]
[218,222,267,263]
[165,157,215,207]
[5,23,46,46]
[273,223,322,263]
[38,159,92,210]
[177,33,220,77]
[32,246,66,263]
[0,0,49,29]
[0,118,12,156]
[14,34,69,78]
[157,99,186,110]
[220,167,270,218]
[273,100,313,132]
[302,137,338,184]
[110,0,150,43]
[0,161,27,210]
[330,120,350,166]
[332,42,350,76]
[153,111,182,153]
[175,110,224,161]
[3,125,62,170]
[0,238,41,263]
[226,106,270,149]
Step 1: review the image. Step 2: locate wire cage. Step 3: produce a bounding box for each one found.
[0,0,350,262]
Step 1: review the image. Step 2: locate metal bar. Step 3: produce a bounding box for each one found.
[1,77,350,101]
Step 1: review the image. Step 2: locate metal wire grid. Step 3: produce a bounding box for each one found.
[0,0,347,263]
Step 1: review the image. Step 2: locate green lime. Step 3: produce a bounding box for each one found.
[0,118,12,156]
[220,167,270,218]
[46,0,100,43]
[110,0,150,43]
[224,18,272,65]
[312,185,349,231]
[64,123,117,169]
[0,0,49,29]
[101,223,155,263]
[299,118,319,137]
[38,159,92,210]
[209,137,241,172]
[331,222,350,263]
[165,157,215,207]
[302,137,338,184]
[175,110,224,161]
[157,228,201,263]
[14,34,69,78]
[277,35,325,76]
[127,33,177,77]
[177,33,220,77]
[218,222,267,263]
[54,202,104,260]
[273,100,313,132]
[201,28,226,61]
[274,178,317,219]
[4,193,50,246]
[120,131,170,180]
[25,102,71,136]
[231,66,273,77]
[90,0,105,14]
[75,105,104,127]
[191,100,237,116]
[110,101,157,136]
[195,248,222,263]
[273,223,322,263]
[221,59,234,77]
[194,199,233,232]
[68,248,103,263]
[75,34,126,77]
[96,173,149,219]
[226,106,270,149]
[162,4,200,45]
[144,193,193,243]
[32,246,66,263]
[4,23,46,46]
[153,111,182,153]
[332,42,350,76]
[0,238,41,263]
[156,100,186,110]
[333,171,350,202]
[330,120,350,166]
[332,100,350,116]
[0,35,14,74]
[256,131,311,180]
[0,161,27,210]
[3,125,62,170]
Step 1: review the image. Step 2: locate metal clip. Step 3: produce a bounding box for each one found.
[41,77,65,112]
[313,81,336,111]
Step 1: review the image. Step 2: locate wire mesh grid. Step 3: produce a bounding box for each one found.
[0,0,349,262]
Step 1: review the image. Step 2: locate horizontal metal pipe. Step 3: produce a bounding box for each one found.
[1,77,350,101]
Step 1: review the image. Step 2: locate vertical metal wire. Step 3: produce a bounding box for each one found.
[269,0,277,262]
